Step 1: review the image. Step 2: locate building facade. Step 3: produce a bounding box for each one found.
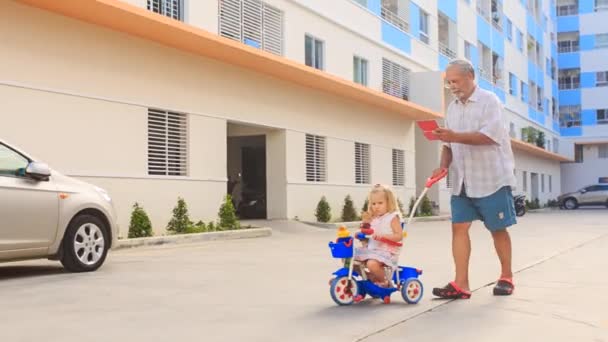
[3,0,592,237]
[555,0,608,193]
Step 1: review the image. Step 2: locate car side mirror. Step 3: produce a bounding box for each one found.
[26,162,51,181]
[580,189,587,194]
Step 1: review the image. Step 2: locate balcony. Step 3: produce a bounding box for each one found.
[557,40,579,53]
[381,6,409,32]
[439,43,456,58]
[557,4,578,16]
[558,78,580,90]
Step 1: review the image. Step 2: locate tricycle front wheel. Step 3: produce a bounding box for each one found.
[330,276,359,305]
[401,278,424,304]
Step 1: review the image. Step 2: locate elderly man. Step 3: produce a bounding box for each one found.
[431,59,517,299]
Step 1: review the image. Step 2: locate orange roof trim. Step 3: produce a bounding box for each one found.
[510,139,573,162]
[17,0,442,121]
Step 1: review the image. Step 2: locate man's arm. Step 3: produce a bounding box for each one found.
[435,130,496,145]
[440,145,453,169]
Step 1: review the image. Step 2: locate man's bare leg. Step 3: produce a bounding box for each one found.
[453,222,473,291]
[491,229,513,280]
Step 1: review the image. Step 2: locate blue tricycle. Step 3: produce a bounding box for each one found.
[327,227,423,305]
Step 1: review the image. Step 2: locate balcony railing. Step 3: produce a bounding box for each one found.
[558,77,581,89]
[558,40,580,53]
[381,7,409,32]
[479,67,492,80]
[557,5,578,16]
[439,42,456,58]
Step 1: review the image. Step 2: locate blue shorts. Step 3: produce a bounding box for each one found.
[451,186,517,232]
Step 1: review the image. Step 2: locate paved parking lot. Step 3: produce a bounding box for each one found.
[1,209,607,342]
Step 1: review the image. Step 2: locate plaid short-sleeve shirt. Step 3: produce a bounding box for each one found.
[445,87,516,198]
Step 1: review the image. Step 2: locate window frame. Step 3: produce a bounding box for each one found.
[305,34,325,70]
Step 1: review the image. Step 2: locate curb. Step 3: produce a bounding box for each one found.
[303,215,452,229]
[114,227,272,250]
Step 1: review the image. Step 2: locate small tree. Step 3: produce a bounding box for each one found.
[397,198,405,217]
[536,131,546,148]
[208,222,217,232]
[408,197,418,217]
[341,195,358,222]
[315,196,331,223]
[362,198,369,212]
[167,197,193,234]
[420,195,433,216]
[128,203,153,238]
[219,194,240,230]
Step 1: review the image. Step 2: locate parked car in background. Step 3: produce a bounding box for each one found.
[0,139,118,272]
[558,184,608,210]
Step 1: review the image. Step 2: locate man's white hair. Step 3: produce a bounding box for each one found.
[447,59,475,78]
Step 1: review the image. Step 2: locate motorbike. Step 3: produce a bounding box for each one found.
[514,194,526,217]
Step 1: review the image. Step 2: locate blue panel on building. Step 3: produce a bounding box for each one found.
[581,72,597,88]
[492,27,505,57]
[580,35,595,51]
[550,0,557,18]
[510,74,518,97]
[560,127,583,136]
[528,61,537,83]
[439,54,450,71]
[438,0,458,22]
[367,0,381,15]
[559,89,582,105]
[552,81,559,98]
[382,22,411,54]
[523,83,529,103]
[527,14,540,42]
[553,121,560,132]
[557,16,579,33]
[495,87,506,103]
[479,78,493,91]
[579,0,595,13]
[470,45,479,70]
[539,111,546,125]
[244,38,261,49]
[409,2,420,40]
[582,110,598,125]
[558,52,580,69]
[477,15,492,47]
[537,70,545,88]
[529,107,537,121]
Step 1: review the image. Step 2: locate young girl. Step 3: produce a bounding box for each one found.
[355,184,404,287]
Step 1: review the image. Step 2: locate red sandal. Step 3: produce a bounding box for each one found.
[432,281,472,299]
[493,278,514,296]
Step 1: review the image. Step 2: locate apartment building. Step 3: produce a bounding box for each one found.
[1,0,580,235]
[554,0,608,193]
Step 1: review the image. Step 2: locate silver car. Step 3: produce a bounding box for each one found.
[0,139,118,272]
[558,184,608,210]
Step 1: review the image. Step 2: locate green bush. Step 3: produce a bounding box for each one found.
[420,195,433,216]
[536,131,546,148]
[128,203,153,238]
[397,198,405,217]
[525,198,541,210]
[362,198,369,212]
[407,197,418,217]
[167,197,193,234]
[219,194,240,230]
[547,199,559,208]
[315,196,331,223]
[341,195,358,222]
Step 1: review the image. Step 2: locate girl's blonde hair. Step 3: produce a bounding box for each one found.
[366,184,400,217]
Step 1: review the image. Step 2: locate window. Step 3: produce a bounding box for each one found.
[506,18,513,41]
[464,41,473,61]
[492,53,504,87]
[523,171,528,191]
[557,0,578,15]
[491,0,503,30]
[597,34,608,48]
[575,144,584,163]
[560,105,582,127]
[596,0,608,12]
[305,134,326,182]
[353,0,368,6]
[355,142,370,184]
[148,0,182,20]
[596,71,608,87]
[382,58,411,101]
[147,109,188,176]
[305,35,324,70]
[381,0,410,32]
[219,0,284,55]
[517,30,524,52]
[353,56,368,86]
[509,73,517,96]
[510,122,516,138]
[599,144,608,159]
[553,137,559,153]
[392,149,405,186]
[0,144,29,178]
[419,9,430,44]
[558,68,580,89]
[541,174,545,192]
[549,175,552,192]
[438,13,457,58]
[521,81,527,102]
[598,109,608,124]
[558,39,579,53]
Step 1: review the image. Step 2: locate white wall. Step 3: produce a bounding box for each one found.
[581,87,608,109]
[514,151,562,204]
[580,49,608,72]
[561,144,608,193]
[580,12,608,35]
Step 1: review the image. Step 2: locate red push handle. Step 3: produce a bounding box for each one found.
[360,228,403,247]
[426,168,448,188]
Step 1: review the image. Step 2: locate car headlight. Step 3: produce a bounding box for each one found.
[94,186,112,203]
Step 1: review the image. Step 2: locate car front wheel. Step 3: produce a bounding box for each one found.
[60,214,109,272]
[564,198,578,210]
